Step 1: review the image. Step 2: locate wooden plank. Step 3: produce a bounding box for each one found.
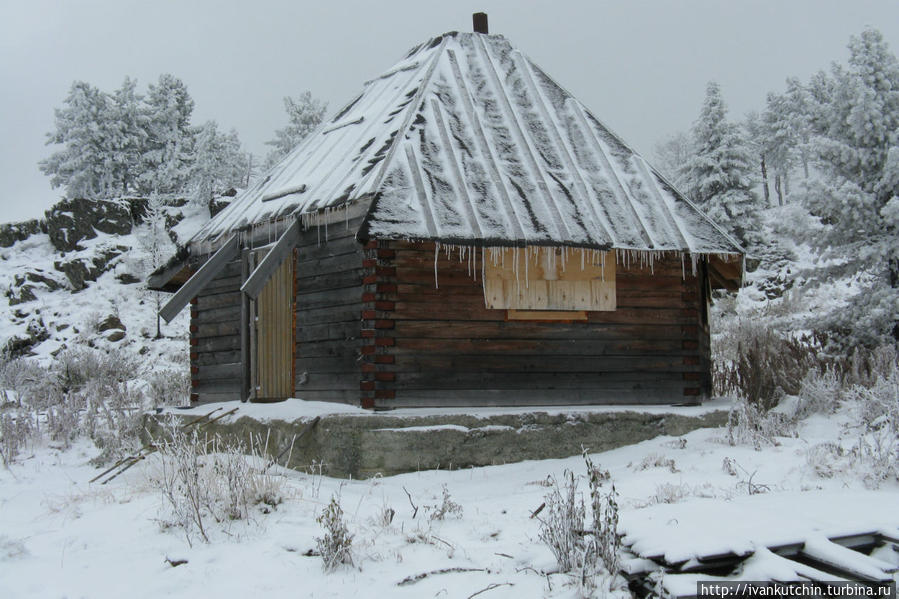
[297,252,366,279]
[194,291,242,310]
[297,286,366,309]
[241,219,300,299]
[392,320,672,340]
[389,353,697,373]
[195,336,241,353]
[390,336,689,355]
[391,371,691,390]
[299,321,361,343]
[195,321,241,339]
[200,274,243,294]
[194,390,243,404]
[296,373,365,391]
[295,357,361,374]
[507,310,586,321]
[378,388,682,407]
[196,350,241,366]
[293,389,361,404]
[296,268,365,294]
[160,234,240,323]
[194,363,242,381]
[192,379,242,394]
[297,305,362,326]
[194,305,242,324]
[298,340,361,359]
[482,247,614,311]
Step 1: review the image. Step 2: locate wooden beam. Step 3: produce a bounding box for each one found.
[241,219,300,300]
[159,234,240,323]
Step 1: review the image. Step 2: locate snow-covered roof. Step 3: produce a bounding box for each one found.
[191,31,742,257]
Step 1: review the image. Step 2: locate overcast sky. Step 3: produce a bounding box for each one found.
[2,0,899,223]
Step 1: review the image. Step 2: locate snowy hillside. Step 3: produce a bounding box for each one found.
[0,197,208,367]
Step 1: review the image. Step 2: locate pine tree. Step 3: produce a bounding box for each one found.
[681,82,761,247]
[140,74,196,196]
[188,121,250,206]
[108,77,148,196]
[801,28,899,343]
[264,91,327,168]
[39,81,117,199]
[743,111,771,206]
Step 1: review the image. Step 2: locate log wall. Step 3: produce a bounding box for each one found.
[190,257,243,403]
[361,241,712,408]
[293,217,366,403]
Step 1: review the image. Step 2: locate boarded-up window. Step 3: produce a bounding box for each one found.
[483,247,615,312]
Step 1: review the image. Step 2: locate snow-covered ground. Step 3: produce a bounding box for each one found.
[1,400,896,598]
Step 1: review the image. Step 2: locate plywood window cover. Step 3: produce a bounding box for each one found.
[483,246,615,314]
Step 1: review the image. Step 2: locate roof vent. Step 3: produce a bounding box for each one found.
[472,12,488,34]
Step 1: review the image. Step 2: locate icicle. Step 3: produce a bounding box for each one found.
[433,241,440,289]
[524,247,529,289]
[514,247,520,297]
[481,248,487,307]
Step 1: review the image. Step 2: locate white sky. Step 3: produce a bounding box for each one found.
[2,0,898,223]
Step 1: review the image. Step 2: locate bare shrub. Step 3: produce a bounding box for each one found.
[714,321,822,410]
[429,485,463,521]
[316,494,354,571]
[725,399,796,449]
[584,454,620,578]
[648,482,691,505]
[537,454,622,593]
[538,470,585,573]
[794,368,843,418]
[149,425,285,545]
[0,410,35,467]
[146,368,191,408]
[848,368,899,486]
[806,443,845,479]
[632,453,679,473]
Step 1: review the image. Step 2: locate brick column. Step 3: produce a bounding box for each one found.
[359,241,397,408]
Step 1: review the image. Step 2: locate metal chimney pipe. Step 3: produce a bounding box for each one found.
[473,12,488,34]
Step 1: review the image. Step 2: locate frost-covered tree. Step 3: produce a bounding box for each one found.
[680,82,761,247]
[652,131,692,189]
[743,111,771,206]
[264,91,327,168]
[188,121,250,206]
[137,193,174,338]
[800,28,899,343]
[107,77,149,196]
[140,74,196,196]
[39,81,117,199]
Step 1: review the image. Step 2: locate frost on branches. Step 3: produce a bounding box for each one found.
[264,91,327,169]
[681,82,762,248]
[799,29,899,344]
[39,75,251,205]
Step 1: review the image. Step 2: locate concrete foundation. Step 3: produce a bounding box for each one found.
[142,406,729,479]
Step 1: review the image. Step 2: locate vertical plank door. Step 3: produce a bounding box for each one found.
[253,252,295,401]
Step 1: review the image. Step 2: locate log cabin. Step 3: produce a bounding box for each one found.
[149,15,743,409]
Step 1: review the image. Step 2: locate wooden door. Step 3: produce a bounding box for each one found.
[249,249,295,402]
